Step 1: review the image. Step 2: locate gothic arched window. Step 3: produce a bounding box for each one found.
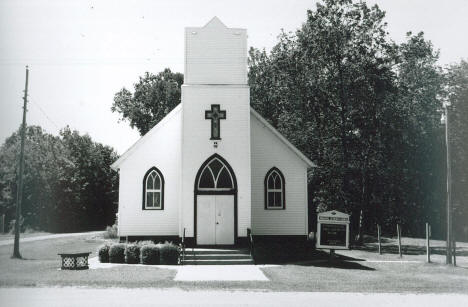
[264,167,285,209]
[143,167,164,210]
[197,157,234,191]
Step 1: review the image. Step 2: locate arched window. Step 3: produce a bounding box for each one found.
[264,167,285,209]
[143,167,164,210]
[197,156,234,191]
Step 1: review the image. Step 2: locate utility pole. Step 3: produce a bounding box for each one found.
[444,103,453,265]
[12,66,29,259]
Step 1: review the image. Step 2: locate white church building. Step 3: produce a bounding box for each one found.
[111,17,316,246]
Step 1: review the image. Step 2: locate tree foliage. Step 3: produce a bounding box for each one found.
[0,126,119,232]
[249,0,447,238]
[111,68,183,135]
[446,60,468,239]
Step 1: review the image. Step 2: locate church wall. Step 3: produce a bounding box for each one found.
[250,115,308,236]
[181,85,251,239]
[117,108,182,236]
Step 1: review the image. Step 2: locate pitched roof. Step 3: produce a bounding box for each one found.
[110,103,182,171]
[111,103,317,170]
[250,107,316,168]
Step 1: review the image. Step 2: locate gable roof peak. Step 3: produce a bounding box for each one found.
[203,16,227,29]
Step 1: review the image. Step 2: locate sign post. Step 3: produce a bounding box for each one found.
[316,210,350,251]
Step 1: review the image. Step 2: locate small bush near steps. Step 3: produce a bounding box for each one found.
[98,244,110,263]
[125,244,140,264]
[140,244,160,265]
[103,224,118,239]
[109,243,126,263]
[158,242,180,265]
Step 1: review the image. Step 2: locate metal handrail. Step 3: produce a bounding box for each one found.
[181,228,186,265]
[247,228,255,264]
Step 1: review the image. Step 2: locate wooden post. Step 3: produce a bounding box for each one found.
[453,239,457,267]
[329,249,335,263]
[0,214,4,233]
[377,224,382,255]
[426,222,431,263]
[397,224,402,258]
[13,66,29,259]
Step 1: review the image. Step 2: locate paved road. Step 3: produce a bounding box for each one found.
[0,231,103,246]
[1,288,467,307]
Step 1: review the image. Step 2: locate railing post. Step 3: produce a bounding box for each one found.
[377,224,382,255]
[453,238,457,267]
[426,222,431,263]
[397,224,402,258]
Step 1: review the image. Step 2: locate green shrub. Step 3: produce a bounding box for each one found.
[109,243,126,263]
[158,242,180,265]
[103,224,118,239]
[98,244,110,263]
[136,240,154,246]
[140,244,159,265]
[125,244,140,264]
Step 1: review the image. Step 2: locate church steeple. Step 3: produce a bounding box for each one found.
[184,17,247,85]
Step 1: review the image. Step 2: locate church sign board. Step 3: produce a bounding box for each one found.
[316,210,350,250]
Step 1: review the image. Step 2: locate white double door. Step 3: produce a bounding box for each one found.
[196,195,234,245]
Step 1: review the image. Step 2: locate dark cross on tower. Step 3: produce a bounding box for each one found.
[205,104,226,140]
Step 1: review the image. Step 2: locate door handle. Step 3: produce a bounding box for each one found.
[216,222,219,225]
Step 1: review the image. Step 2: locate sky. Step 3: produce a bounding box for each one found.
[1,0,467,154]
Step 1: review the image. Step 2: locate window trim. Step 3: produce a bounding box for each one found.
[264,167,286,210]
[142,167,165,210]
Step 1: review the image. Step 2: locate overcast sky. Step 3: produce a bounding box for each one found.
[1,0,467,154]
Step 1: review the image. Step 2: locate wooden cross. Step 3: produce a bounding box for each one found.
[205,104,226,140]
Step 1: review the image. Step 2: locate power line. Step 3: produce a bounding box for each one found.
[28,98,61,130]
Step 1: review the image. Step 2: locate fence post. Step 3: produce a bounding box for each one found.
[0,214,4,233]
[453,239,457,267]
[426,222,431,263]
[397,224,402,258]
[377,224,382,255]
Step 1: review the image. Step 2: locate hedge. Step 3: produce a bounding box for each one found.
[140,244,160,265]
[109,243,126,263]
[98,244,110,263]
[125,244,140,264]
[158,242,180,265]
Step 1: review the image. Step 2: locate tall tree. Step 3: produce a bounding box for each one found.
[446,60,468,241]
[0,126,119,232]
[112,68,184,135]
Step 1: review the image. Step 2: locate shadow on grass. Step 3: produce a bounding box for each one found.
[295,259,376,271]
[254,249,370,270]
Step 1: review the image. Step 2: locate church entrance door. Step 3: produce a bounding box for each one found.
[196,195,234,245]
[194,154,237,246]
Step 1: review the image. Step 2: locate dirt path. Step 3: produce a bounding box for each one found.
[0,231,103,246]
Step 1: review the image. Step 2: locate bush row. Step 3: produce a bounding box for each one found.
[98,242,180,265]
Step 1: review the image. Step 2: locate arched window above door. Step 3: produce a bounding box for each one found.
[197,156,235,191]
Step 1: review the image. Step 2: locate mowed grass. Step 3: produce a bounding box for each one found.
[0,233,467,293]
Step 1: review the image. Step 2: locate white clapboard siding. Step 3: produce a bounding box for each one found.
[250,114,309,236]
[117,108,182,236]
[185,17,247,85]
[181,85,251,237]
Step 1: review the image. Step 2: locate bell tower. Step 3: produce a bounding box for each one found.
[180,17,251,243]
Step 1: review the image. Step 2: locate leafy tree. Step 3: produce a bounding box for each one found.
[248,0,447,238]
[0,126,119,232]
[111,68,184,135]
[446,60,468,240]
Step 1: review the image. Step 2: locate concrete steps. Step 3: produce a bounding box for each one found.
[181,248,254,265]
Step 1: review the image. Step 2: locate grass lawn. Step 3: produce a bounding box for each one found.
[0,233,467,293]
